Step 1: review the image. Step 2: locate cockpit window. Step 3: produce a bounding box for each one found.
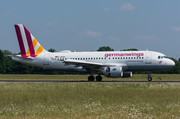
[158,56,167,59]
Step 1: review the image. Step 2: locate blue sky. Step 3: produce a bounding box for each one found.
[0,0,180,59]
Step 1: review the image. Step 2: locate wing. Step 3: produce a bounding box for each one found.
[63,59,128,71]
[63,59,104,70]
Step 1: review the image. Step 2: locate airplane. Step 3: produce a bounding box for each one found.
[9,24,175,81]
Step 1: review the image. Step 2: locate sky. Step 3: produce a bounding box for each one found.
[0,0,180,59]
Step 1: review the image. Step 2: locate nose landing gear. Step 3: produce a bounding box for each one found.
[147,71,152,81]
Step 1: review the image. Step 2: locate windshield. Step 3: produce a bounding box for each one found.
[158,56,168,59]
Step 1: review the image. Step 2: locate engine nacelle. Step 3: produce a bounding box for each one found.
[122,72,132,78]
[103,66,123,78]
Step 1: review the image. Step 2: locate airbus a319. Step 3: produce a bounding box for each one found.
[9,24,175,81]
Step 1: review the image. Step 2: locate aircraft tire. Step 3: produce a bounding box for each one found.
[96,76,102,81]
[88,76,94,81]
[148,77,152,81]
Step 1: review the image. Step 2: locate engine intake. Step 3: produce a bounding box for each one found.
[103,66,123,78]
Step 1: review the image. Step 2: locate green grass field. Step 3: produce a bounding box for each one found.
[0,74,180,81]
[0,83,180,119]
[0,74,180,118]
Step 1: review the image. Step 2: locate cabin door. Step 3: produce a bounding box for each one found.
[145,52,151,64]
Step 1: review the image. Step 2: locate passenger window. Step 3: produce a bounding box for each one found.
[158,56,160,59]
[139,57,141,59]
[109,57,110,59]
[131,57,133,59]
[123,57,125,59]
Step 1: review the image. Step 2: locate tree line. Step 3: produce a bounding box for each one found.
[0,46,179,74]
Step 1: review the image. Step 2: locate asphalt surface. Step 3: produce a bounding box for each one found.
[0,80,180,83]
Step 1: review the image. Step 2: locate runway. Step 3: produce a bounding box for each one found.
[0,80,180,83]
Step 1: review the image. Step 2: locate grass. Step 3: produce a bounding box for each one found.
[0,74,180,81]
[0,82,180,118]
[0,74,180,118]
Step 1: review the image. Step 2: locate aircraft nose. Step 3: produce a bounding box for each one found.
[167,59,175,68]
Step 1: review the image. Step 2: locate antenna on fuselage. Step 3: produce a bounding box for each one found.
[146,49,148,51]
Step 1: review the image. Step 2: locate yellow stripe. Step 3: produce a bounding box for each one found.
[32,39,38,48]
[35,45,44,56]
[26,49,30,56]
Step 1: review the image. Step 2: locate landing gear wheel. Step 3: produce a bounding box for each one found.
[88,76,94,81]
[148,77,152,82]
[147,71,152,82]
[96,76,102,81]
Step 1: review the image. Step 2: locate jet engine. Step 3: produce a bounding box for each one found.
[102,66,123,78]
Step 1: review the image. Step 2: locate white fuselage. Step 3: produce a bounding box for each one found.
[12,50,175,73]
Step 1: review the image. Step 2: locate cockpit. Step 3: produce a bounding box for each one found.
[158,56,168,59]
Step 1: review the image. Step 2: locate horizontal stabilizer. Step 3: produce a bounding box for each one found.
[7,55,34,60]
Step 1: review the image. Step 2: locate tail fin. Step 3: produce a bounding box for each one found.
[14,24,47,57]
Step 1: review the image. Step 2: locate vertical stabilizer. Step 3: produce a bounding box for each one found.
[14,24,47,57]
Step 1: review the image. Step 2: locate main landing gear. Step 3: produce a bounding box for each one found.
[88,75,102,82]
[88,76,94,81]
[147,71,152,81]
[96,75,102,81]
